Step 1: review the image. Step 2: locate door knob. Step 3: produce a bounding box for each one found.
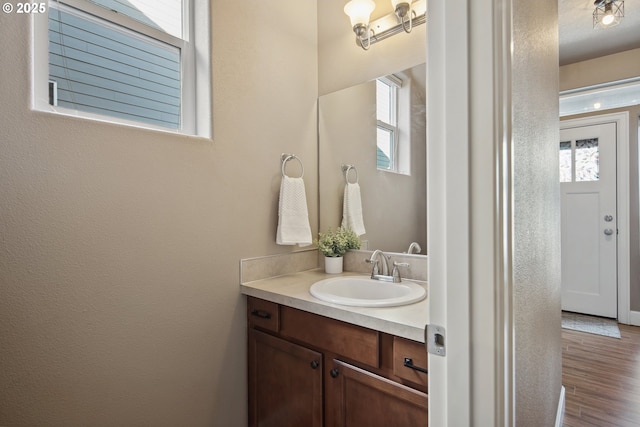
[604,215,614,222]
[604,228,614,236]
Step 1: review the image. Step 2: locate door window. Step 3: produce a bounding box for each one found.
[559,138,600,183]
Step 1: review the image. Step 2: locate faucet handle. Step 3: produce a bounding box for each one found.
[392,262,410,283]
[365,258,379,277]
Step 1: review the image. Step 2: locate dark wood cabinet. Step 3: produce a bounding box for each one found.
[247,296,428,427]
[325,360,428,427]
[248,329,323,427]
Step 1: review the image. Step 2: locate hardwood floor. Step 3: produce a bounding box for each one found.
[562,323,640,426]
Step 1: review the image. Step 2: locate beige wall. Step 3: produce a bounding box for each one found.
[560,48,640,91]
[318,0,426,96]
[560,50,640,311]
[0,1,317,426]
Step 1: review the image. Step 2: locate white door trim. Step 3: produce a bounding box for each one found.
[560,112,630,323]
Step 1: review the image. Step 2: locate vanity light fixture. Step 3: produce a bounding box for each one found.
[344,0,376,50]
[593,0,624,28]
[344,0,426,50]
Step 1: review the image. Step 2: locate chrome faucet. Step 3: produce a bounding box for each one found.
[366,250,409,283]
[367,249,390,277]
[407,242,422,254]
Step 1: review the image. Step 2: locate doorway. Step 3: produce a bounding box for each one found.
[560,112,631,322]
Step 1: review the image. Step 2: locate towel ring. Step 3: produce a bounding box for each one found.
[281,153,304,178]
[342,164,358,184]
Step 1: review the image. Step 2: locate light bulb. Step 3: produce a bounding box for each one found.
[601,12,615,25]
[344,0,376,27]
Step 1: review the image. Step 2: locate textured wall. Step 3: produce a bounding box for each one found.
[0,1,317,426]
[512,0,563,424]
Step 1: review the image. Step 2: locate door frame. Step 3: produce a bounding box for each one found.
[560,111,630,323]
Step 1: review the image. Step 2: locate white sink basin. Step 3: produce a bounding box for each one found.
[309,275,426,307]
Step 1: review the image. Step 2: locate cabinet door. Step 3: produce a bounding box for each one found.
[326,359,428,427]
[248,329,323,427]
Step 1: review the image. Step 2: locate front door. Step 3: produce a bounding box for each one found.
[560,122,617,318]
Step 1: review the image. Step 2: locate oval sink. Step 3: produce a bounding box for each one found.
[310,275,426,307]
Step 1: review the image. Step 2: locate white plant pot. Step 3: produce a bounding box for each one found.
[324,256,343,274]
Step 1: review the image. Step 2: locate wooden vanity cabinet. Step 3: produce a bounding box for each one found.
[325,360,428,427]
[247,296,428,427]
[248,329,323,427]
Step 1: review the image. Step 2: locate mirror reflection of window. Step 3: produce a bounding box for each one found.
[376,76,399,170]
[376,75,411,175]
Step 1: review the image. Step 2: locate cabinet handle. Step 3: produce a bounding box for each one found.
[330,368,339,378]
[404,357,428,374]
[250,309,272,320]
[310,360,320,370]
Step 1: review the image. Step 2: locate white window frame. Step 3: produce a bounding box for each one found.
[377,74,412,175]
[377,75,400,171]
[31,0,211,138]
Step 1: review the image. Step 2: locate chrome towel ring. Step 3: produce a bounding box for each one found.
[281,153,304,178]
[342,164,358,184]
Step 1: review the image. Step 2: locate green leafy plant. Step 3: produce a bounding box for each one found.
[315,227,361,257]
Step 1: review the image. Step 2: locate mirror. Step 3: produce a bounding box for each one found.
[318,63,426,254]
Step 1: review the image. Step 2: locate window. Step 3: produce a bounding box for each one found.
[376,76,399,171]
[559,138,600,183]
[376,74,411,175]
[33,0,210,136]
[559,78,640,117]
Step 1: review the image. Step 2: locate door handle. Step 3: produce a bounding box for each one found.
[604,228,614,236]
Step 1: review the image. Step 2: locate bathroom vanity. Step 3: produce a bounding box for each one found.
[241,269,429,427]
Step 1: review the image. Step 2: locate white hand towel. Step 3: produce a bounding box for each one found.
[276,176,312,247]
[342,182,366,236]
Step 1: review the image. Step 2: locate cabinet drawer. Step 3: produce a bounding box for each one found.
[247,297,279,332]
[280,306,379,368]
[393,336,428,387]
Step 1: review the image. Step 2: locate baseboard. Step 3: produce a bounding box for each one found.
[628,310,640,327]
[555,386,565,427]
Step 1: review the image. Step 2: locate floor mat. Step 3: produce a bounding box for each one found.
[561,311,621,338]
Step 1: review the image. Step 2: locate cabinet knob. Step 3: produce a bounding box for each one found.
[310,360,320,369]
[330,368,339,378]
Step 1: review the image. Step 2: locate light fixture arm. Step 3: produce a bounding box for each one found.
[394,2,414,33]
[353,23,373,50]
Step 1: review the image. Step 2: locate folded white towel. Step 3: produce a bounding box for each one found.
[276,176,312,247]
[342,182,366,236]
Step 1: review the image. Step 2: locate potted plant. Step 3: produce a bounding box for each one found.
[315,227,361,274]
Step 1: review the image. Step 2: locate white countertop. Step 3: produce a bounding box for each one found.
[240,269,428,343]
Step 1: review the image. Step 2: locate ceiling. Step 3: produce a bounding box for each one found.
[559,0,640,65]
